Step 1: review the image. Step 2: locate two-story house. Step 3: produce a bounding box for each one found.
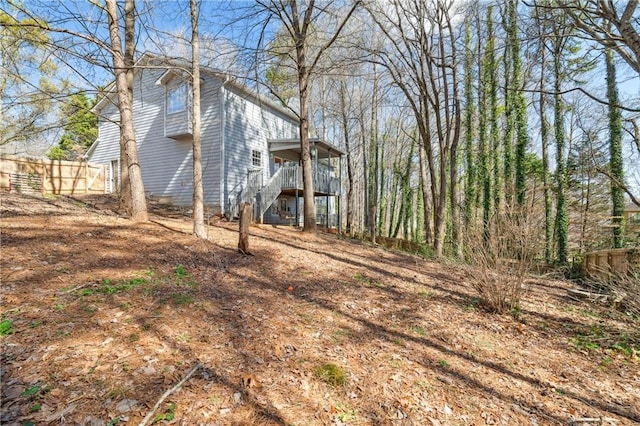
[87,53,343,227]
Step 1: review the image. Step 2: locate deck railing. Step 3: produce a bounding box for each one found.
[256,167,284,221]
[227,164,340,221]
[280,164,339,195]
[226,169,263,219]
[280,164,301,189]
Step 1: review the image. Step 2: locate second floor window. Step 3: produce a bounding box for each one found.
[167,84,187,114]
[252,150,262,167]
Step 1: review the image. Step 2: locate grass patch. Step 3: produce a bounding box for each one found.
[314,363,346,387]
[154,402,177,423]
[78,275,150,297]
[353,272,384,287]
[418,290,433,299]
[331,328,353,343]
[174,264,197,286]
[335,403,358,423]
[408,325,427,336]
[570,324,639,358]
[21,385,40,397]
[0,319,14,336]
[171,292,195,306]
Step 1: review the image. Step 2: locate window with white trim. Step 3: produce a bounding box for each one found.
[252,150,262,167]
[167,83,187,114]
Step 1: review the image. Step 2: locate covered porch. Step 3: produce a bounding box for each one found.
[263,138,344,228]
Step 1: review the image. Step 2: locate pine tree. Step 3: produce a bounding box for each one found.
[47,92,97,160]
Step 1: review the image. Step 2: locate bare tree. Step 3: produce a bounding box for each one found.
[191,0,206,238]
[105,0,148,221]
[4,0,150,220]
[365,0,462,257]
[556,0,640,74]
[248,0,361,232]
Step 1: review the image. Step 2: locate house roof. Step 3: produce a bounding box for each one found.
[92,52,299,123]
[268,138,346,161]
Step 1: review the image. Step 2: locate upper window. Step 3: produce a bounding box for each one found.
[252,150,262,167]
[167,84,187,114]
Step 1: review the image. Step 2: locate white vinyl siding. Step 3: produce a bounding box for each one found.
[221,86,298,212]
[90,68,222,209]
[88,58,295,214]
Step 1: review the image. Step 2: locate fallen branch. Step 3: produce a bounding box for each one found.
[58,283,90,295]
[138,361,202,426]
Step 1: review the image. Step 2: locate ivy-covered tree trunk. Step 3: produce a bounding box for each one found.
[606,48,625,248]
[502,6,514,207]
[478,9,491,246]
[487,7,501,220]
[510,0,528,208]
[553,42,568,265]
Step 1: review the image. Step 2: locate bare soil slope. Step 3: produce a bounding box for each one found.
[1,192,638,425]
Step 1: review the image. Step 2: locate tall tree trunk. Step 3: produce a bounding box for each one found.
[535,3,553,263]
[540,46,552,263]
[511,0,528,208]
[368,65,379,242]
[105,0,147,222]
[338,81,354,235]
[606,48,625,248]
[487,7,501,220]
[553,42,568,265]
[418,134,432,245]
[478,11,491,246]
[289,1,316,233]
[463,17,476,232]
[191,0,205,238]
[502,5,514,207]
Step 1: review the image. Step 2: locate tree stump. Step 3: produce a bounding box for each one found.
[238,202,253,255]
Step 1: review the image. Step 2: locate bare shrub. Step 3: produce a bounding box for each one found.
[464,208,541,313]
[585,258,640,319]
[612,269,640,318]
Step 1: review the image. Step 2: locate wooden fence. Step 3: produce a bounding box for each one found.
[584,248,640,281]
[0,155,108,195]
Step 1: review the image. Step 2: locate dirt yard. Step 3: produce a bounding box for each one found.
[1,192,638,425]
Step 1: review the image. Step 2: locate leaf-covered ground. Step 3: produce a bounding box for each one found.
[1,192,638,425]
